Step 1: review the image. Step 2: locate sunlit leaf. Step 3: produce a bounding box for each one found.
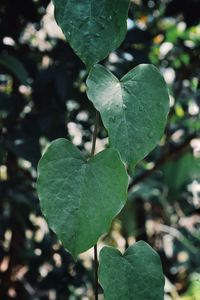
[87,64,169,171]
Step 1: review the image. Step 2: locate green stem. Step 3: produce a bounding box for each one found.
[94,244,99,300]
[91,111,99,157]
[91,110,99,300]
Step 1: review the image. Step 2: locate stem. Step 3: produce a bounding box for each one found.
[94,244,99,300]
[90,110,99,300]
[91,111,99,157]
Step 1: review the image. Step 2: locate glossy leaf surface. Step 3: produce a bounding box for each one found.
[99,241,165,300]
[53,0,129,68]
[87,64,169,171]
[37,138,128,258]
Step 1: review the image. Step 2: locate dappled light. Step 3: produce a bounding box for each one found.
[0,0,199,299]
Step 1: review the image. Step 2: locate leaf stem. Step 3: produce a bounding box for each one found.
[91,110,99,300]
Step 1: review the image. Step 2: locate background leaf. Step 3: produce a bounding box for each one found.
[163,152,200,194]
[0,54,28,85]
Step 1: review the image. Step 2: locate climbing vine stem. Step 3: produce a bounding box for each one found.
[91,110,100,300]
[91,110,100,157]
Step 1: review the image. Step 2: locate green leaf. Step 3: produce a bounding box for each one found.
[87,64,169,171]
[52,0,129,68]
[163,152,200,195]
[37,138,128,258]
[0,54,28,85]
[99,241,165,300]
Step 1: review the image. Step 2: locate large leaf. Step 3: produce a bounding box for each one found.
[87,64,169,171]
[99,241,165,300]
[52,0,129,68]
[37,138,128,258]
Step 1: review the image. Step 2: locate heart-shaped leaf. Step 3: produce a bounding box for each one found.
[87,64,169,171]
[37,138,128,258]
[52,0,129,68]
[99,241,165,300]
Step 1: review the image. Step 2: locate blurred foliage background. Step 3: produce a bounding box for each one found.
[0,0,200,299]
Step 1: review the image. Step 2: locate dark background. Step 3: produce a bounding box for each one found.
[0,0,200,299]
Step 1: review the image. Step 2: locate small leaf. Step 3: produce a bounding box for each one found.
[0,54,28,85]
[52,0,129,68]
[87,64,169,171]
[99,241,165,300]
[37,138,128,258]
[163,152,200,198]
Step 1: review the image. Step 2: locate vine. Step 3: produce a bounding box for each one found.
[91,111,100,300]
[37,1,170,299]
